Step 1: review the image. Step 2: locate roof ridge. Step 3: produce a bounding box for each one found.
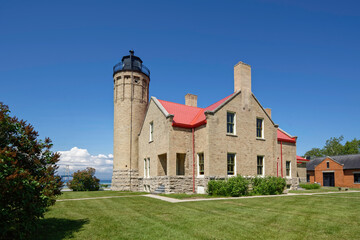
[157,99,204,110]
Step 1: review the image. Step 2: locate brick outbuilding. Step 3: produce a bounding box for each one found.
[306,154,360,188]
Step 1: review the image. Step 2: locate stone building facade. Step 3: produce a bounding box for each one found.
[111,51,303,193]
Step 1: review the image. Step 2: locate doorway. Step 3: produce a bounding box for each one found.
[176,153,186,175]
[323,172,335,187]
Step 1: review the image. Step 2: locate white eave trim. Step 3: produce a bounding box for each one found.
[151,96,174,118]
[278,127,297,139]
[251,93,276,126]
[204,90,241,115]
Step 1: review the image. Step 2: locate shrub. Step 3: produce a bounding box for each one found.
[207,179,229,196]
[251,176,286,195]
[67,167,100,191]
[227,176,249,197]
[299,183,321,190]
[208,176,249,197]
[0,103,63,239]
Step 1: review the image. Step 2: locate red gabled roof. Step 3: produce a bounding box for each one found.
[157,93,235,128]
[297,155,309,164]
[157,94,298,144]
[277,129,296,143]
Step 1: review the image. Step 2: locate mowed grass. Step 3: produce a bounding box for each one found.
[34,192,360,240]
[289,187,359,194]
[58,191,147,200]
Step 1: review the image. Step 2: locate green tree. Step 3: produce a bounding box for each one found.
[304,147,324,158]
[343,138,360,154]
[323,136,345,156]
[0,103,63,239]
[67,167,100,191]
[304,136,360,158]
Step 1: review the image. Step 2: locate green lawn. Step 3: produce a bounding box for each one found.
[58,191,147,200]
[289,187,359,194]
[33,191,360,240]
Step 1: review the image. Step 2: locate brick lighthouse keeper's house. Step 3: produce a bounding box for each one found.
[111,51,300,193]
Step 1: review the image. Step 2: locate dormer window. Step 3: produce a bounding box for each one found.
[227,112,235,134]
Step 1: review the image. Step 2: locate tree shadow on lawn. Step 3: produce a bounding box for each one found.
[30,218,89,240]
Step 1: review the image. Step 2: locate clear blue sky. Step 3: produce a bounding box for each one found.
[1,1,359,178]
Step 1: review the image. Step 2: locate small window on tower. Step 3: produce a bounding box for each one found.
[326,161,330,169]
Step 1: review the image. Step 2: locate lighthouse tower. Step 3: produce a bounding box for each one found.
[111,50,150,191]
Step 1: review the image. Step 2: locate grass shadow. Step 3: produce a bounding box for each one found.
[30,218,89,240]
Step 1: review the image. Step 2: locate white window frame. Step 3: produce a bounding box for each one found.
[286,161,291,178]
[256,118,264,139]
[147,158,150,178]
[257,155,265,177]
[227,153,236,177]
[149,122,154,142]
[197,153,205,177]
[144,158,147,178]
[227,111,236,135]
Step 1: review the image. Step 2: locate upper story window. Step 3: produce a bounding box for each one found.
[326,161,330,168]
[257,156,264,176]
[227,112,235,134]
[149,122,153,142]
[198,153,204,176]
[227,153,236,176]
[256,118,264,138]
[286,161,291,177]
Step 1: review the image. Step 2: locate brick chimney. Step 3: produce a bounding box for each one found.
[265,108,271,118]
[234,61,251,93]
[185,93,197,107]
[234,61,251,110]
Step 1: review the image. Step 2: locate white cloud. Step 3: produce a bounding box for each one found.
[57,147,113,179]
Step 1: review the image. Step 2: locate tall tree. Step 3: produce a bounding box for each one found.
[304,148,324,158]
[0,103,63,239]
[304,136,360,158]
[343,138,360,154]
[323,136,345,156]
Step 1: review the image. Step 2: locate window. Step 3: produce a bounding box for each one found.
[227,153,236,175]
[149,122,153,142]
[227,112,235,134]
[198,153,204,176]
[144,158,147,178]
[147,158,150,177]
[307,174,310,182]
[286,161,291,177]
[354,173,360,184]
[257,156,264,176]
[326,161,330,168]
[256,118,263,138]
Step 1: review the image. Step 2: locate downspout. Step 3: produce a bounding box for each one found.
[280,141,283,178]
[277,157,279,177]
[192,128,195,193]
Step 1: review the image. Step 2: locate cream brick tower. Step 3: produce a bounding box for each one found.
[111,50,150,190]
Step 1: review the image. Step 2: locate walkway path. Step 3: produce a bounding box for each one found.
[56,190,360,203]
[144,190,360,203]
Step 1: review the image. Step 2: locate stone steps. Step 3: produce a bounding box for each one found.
[152,184,165,194]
